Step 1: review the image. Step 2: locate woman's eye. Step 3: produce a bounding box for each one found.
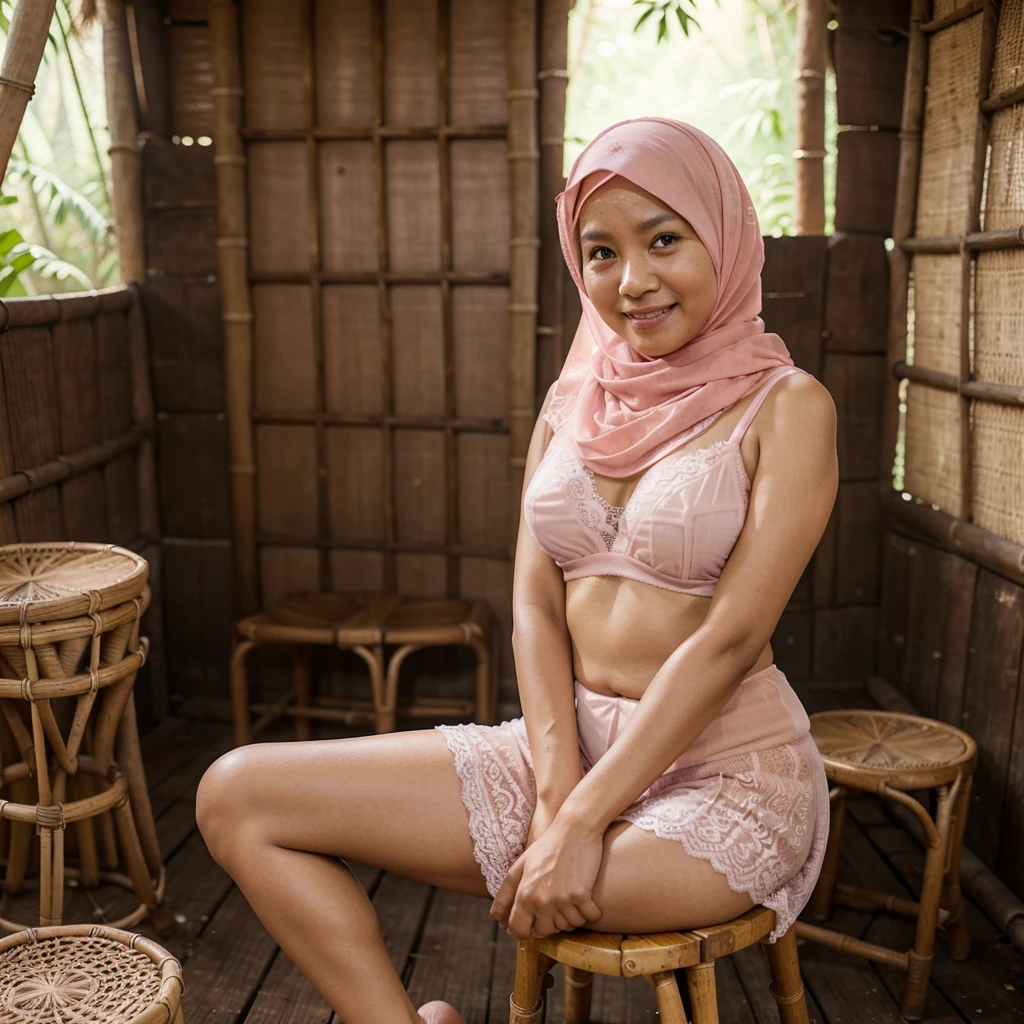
[589,246,614,261]
[653,233,678,247]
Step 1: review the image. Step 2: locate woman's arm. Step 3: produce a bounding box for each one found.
[511,385,582,817]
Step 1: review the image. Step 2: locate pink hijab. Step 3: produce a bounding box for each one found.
[544,117,794,478]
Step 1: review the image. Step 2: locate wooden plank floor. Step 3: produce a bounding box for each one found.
[8,683,1023,1023]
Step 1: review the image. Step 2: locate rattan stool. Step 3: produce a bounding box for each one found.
[0,923,184,1023]
[508,905,809,1024]
[231,592,496,744]
[796,709,977,1021]
[0,542,173,936]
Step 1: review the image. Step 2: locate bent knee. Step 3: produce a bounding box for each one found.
[196,747,264,857]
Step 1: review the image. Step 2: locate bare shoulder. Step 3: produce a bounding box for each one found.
[757,370,836,451]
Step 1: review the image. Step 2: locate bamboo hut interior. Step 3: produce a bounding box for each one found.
[0,0,1023,1020]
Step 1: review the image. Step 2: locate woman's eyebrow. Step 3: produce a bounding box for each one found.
[579,212,679,245]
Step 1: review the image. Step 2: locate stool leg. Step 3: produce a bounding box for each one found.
[682,962,717,1024]
[292,646,312,742]
[112,797,176,937]
[809,786,845,921]
[509,938,552,1024]
[230,640,257,747]
[116,691,164,881]
[564,965,593,1024]
[69,773,100,887]
[761,927,810,1024]
[471,639,493,724]
[4,777,35,894]
[941,773,972,962]
[903,784,953,1021]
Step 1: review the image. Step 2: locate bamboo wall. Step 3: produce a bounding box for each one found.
[878,0,1024,901]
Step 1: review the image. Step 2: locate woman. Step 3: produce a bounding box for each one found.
[196,117,838,1024]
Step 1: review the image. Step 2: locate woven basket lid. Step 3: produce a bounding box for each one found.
[0,542,148,625]
[0,928,180,1024]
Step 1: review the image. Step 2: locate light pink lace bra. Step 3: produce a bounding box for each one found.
[524,365,806,595]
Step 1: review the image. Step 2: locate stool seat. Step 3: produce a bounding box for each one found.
[809,709,977,790]
[0,924,184,1023]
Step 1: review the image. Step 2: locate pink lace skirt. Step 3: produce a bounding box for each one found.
[436,666,829,941]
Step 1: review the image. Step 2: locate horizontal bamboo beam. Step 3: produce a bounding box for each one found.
[0,286,134,330]
[248,270,509,286]
[252,410,508,431]
[254,535,509,561]
[793,921,910,970]
[0,427,146,504]
[882,488,1024,587]
[920,0,982,34]
[981,82,1024,114]
[240,124,508,142]
[900,226,1024,254]
[893,361,1024,406]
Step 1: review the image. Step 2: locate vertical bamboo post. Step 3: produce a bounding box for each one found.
[536,0,572,402]
[127,0,173,140]
[879,0,931,495]
[793,0,827,234]
[0,0,56,185]
[507,0,541,551]
[101,0,145,284]
[957,0,1000,522]
[209,0,259,614]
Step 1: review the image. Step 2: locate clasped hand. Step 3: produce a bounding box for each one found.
[489,817,604,941]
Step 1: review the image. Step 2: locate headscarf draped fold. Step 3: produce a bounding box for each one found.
[544,117,794,478]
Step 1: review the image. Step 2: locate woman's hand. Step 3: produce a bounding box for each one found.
[526,801,560,849]
[489,819,604,941]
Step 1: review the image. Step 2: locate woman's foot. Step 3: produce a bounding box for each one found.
[417,999,468,1024]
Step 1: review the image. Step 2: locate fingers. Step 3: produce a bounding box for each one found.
[552,910,574,933]
[490,857,526,926]
[578,896,603,923]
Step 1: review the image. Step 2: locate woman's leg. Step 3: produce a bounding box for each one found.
[195,729,489,1024]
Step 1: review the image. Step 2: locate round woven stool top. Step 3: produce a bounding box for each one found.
[0,543,148,625]
[0,924,183,1023]
[809,709,977,790]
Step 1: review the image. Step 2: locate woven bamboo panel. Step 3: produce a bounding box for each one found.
[248,144,311,274]
[315,0,374,127]
[320,143,379,273]
[975,249,1024,384]
[458,433,510,549]
[983,103,1024,232]
[256,425,318,536]
[323,286,383,415]
[915,13,983,237]
[396,553,448,597]
[326,427,385,542]
[460,555,513,700]
[391,286,445,417]
[452,141,510,273]
[242,0,305,131]
[908,254,962,374]
[451,0,508,124]
[386,142,442,273]
[904,381,964,516]
[933,0,980,16]
[394,432,446,545]
[253,285,316,409]
[261,546,320,607]
[990,0,1024,98]
[972,403,1024,546]
[454,286,509,419]
[385,0,438,127]
[330,550,384,592]
[168,25,214,137]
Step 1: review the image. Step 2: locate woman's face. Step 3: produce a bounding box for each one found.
[576,177,718,357]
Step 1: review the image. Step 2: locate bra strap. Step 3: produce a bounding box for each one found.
[728,366,803,446]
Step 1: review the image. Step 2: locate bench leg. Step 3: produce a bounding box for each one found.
[762,926,810,1024]
[509,938,552,1024]
[941,773,972,962]
[565,965,592,1024]
[292,645,312,741]
[680,962,715,1024]
[809,786,845,921]
[230,640,257,747]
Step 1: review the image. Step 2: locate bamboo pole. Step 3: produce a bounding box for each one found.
[209,0,259,615]
[100,0,145,285]
[879,0,930,495]
[507,0,540,552]
[793,0,827,235]
[127,0,172,140]
[0,0,56,185]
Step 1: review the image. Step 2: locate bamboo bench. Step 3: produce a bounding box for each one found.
[230,592,497,744]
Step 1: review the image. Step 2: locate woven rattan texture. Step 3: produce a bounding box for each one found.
[975,248,1024,383]
[972,402,1024,546]
[811,712,969,772]
[915,14,983,238]
[910,254,962,375]
[989,0,1024,101]
[984,103,1024,232]
[933,0,980,16]
[0,934,161,1022]
[904,384,964,517]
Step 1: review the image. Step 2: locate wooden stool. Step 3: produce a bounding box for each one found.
[796,709,977,1021]
[0,542,174,936]
[231,592,496,744]
[508,905,809,1024]
[0,923,184,1023]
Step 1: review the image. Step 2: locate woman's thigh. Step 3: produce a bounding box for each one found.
[196,729,490,899]
[588,821,756,933]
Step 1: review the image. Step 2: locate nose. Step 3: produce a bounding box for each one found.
[618,253,658,299]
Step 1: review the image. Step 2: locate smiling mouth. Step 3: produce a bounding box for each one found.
[624,304,677,323]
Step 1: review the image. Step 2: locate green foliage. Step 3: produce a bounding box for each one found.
[632,0,709,43]
[0,227,37,297]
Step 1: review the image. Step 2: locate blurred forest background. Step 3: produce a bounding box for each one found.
[0,0,837,296]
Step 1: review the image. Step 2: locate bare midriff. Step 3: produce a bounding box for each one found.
[561,379,776,701]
